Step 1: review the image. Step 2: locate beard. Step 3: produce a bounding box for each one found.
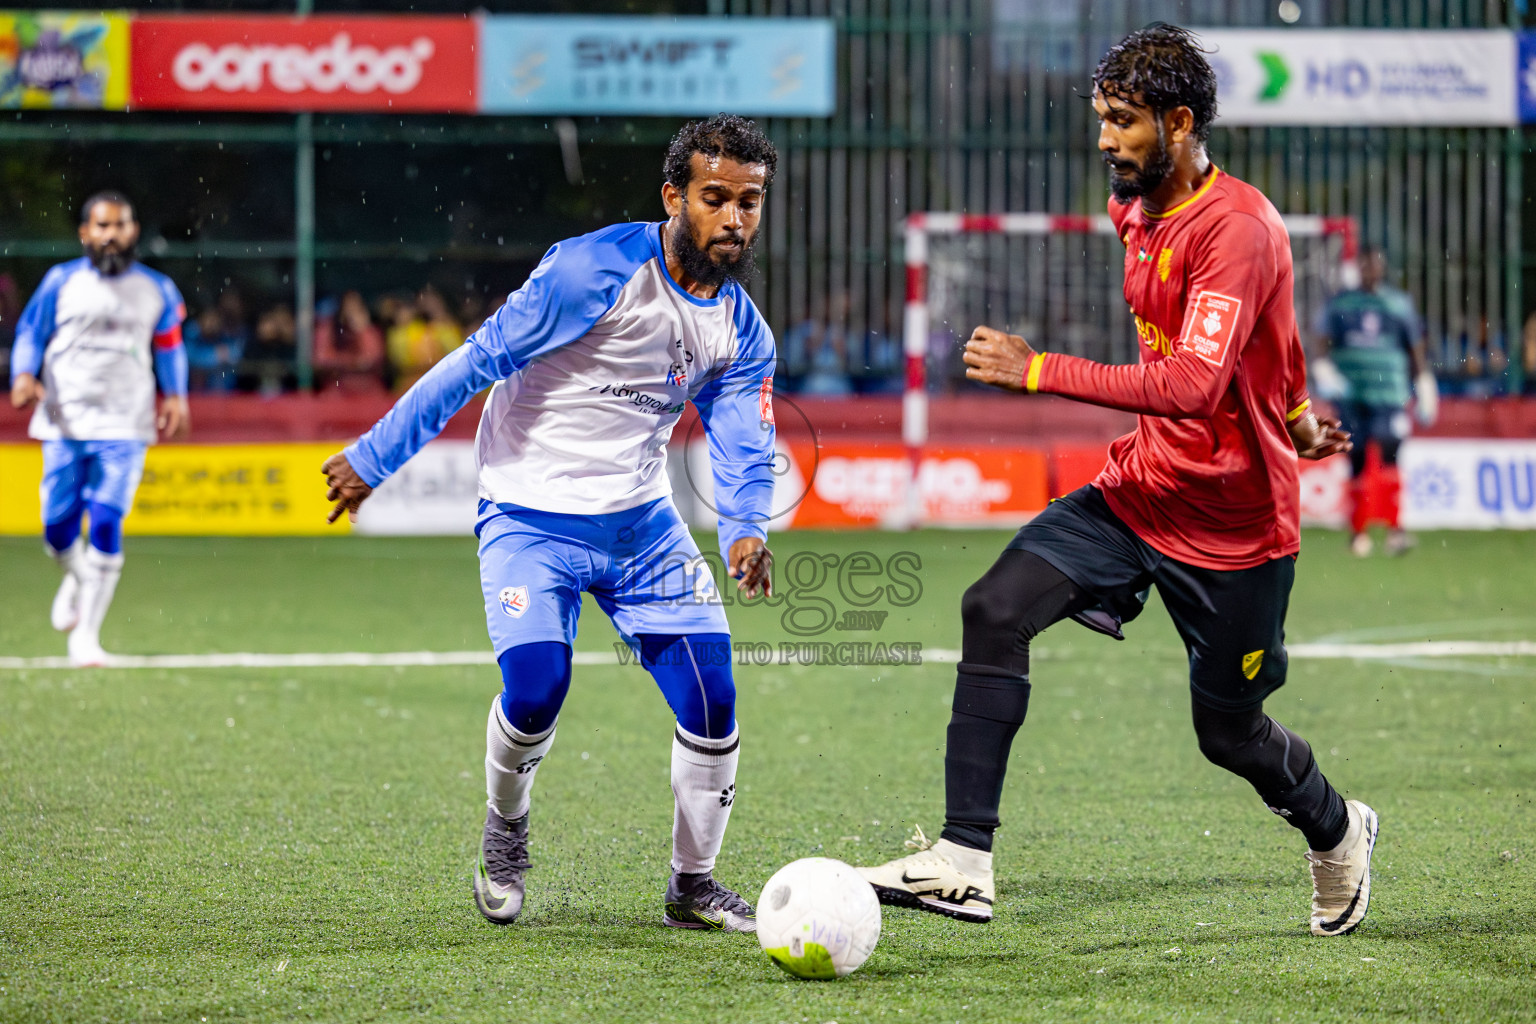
[85,240,136,276]
[669,203,759,290]
[1106,126,1173,205]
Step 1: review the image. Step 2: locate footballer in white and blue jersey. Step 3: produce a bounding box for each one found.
[9,191,189,667]
[322,116,779,932]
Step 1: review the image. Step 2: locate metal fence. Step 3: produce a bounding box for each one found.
[729,0,1522,383]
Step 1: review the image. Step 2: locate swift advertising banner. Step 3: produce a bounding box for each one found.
[0,10,127,108]
[1198,29,1517,126]
[128,14,476,112]
[477,15,834,116]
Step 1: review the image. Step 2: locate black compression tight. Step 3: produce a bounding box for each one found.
[1191,696,1348,851]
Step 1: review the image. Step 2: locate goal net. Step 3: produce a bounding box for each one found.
[897,211,1358,523]
[907,212,1358,398]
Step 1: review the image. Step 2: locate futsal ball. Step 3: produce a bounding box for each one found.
[756,857,881,979]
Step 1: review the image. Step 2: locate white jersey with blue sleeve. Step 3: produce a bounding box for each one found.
[345,221,777,549]
[12,257,186,443]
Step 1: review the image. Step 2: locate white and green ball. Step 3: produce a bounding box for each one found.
[756,857,882,979]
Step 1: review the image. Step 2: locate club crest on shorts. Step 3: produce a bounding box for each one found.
[1242,649,1264,680]
[499,585,530,618]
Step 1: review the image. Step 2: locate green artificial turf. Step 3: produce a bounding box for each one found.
[1,529,1532,1023]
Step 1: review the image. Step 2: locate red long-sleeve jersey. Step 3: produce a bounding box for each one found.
[1030,167,1312,569]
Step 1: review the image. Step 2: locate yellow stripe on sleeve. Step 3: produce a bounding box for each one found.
[1025,353,1045,394]
[1287,399,1312,422]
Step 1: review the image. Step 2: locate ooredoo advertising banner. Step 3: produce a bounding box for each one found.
[0,11,128,109]
[1198,29,1517,126]
[129,15,476,112]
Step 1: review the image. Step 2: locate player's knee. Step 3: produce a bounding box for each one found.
[1192,703,1267,773]
[497,641,572,735]
[961,577,1018,636]
[86,503,124,555]
[44,517,81,555]
[641,633,736,739]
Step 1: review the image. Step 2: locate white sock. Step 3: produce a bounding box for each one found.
[47,537,86,631]
[484,697,556,822]
[71,546,124,651]
[670,724,740,875]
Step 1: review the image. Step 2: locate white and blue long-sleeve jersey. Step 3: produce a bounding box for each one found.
[345,221,777,553]
[11,257,187,442]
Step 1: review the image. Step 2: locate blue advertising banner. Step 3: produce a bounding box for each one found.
[1519,31,1536,123]
[478,15,834,116]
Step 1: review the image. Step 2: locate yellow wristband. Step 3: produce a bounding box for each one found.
[1286,398,1311,423]
[1025,353,1045,394]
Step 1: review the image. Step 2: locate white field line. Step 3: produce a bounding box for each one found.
[1,640,1534,671]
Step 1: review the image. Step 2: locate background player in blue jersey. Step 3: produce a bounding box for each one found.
[320,116,778,932]
[9,191,189,667]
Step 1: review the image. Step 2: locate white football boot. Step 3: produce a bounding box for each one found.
[1306,800,1379,936]
[858,826,994,922]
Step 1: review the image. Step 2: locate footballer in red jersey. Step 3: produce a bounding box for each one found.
[859,24,1380,938]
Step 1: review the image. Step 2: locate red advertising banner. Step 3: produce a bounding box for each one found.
[129,15,476,112]
[783,443,1049,528]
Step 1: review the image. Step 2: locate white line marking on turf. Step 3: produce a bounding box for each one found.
[1,640,1534,670]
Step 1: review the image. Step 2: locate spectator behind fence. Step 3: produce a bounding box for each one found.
[1450,316,1509,399]
[1522,311,1536,396]
[314,290,386,395]
[184,290,248,393]
[244,304,298,396]
[387,285,463,394]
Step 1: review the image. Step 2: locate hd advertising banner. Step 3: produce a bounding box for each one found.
[129,14,476,112]
[1197,29,1517,126]
[478,15,835,116]
[0,10,128,109]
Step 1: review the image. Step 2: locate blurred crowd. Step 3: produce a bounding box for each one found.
[177,284,501,397]
[0,270,1534,398]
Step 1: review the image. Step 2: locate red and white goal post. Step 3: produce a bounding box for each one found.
[899,211,1359,527]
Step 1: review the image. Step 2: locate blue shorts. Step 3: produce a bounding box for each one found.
[40,440,148,523]
[475,497,730,654]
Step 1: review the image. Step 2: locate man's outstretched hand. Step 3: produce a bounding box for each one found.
[729,537,773,599]
[1289,412,1352,460]
[963,325,1038,392]
[10,373,43,410]
[322,451,373,524]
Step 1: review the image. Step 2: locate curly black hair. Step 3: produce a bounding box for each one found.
[1092,24,1218,144]
[663,114,778,191]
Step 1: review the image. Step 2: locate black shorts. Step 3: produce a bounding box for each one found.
[1008,486,1294,712]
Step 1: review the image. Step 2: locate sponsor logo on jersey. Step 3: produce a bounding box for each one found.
[1134,313,1176,357]
[1157,247,1174,282]
[759,376,774,425]
[666,362,688,387]
[1242,649,1264,680]
[499,585,529,618]
[1136,245,1152,263]
[587,381,686,415]
[1181,290,1243,367]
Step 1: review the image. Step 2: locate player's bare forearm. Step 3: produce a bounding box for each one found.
[1289,412,1352,460]
[9,373,43,409]
[322,451,374,524]
[729,537,773,599]
[157,396,191,440]
[962,325,1035,392]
